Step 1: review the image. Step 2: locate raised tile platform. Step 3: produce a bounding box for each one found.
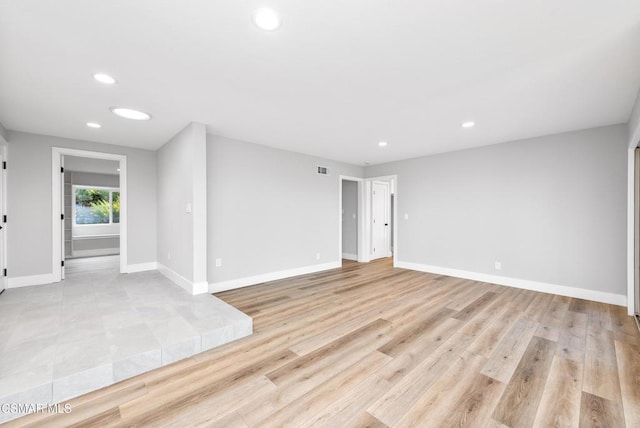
[0,258,252,423]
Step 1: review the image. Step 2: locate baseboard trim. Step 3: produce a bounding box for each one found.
[7,273,54,289]
[72,249,119,258]
[342,253,358,261]
[157,264,208,295]
[396,261,627,307]
[127,262,158,273]
[209,261,341,293]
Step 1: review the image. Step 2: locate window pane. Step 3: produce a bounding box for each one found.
[75,189,110,224]
[112,192,120,224]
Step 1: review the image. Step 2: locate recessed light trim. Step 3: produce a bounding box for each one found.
[93,73,117,85]
[461,121,475,128]
[86,122,101,128]
[253,8,281,31]
[111,107,151,121]
[378,141,388,147]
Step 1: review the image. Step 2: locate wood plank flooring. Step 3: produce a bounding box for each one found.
[6,258,640,427]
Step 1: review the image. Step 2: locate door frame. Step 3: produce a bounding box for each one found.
[52,147,127,281]
[0,141,6,292]
[365,175,398,266]
[338,176,366,263]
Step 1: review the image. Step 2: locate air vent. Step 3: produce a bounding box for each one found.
[317,166,329,175]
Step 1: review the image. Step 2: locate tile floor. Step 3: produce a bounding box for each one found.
[0,256,252,423]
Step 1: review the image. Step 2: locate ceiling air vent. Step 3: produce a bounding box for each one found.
[317,166,329,175]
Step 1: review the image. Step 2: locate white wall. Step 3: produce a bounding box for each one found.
[341,180,358,258]
[65,156,119,175]
[6,131,157,277]
[366,125,628,304]
[207,135,364,290]
[157,122,207,293]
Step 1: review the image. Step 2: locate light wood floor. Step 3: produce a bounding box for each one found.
[7,259,640,427]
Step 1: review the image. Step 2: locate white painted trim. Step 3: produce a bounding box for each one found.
[397,261,627,307]
[71,248,119,258]
[338,175,365,265]
[628,119,640,314]
[342,253,358,261]
[127,262,158,273]
[7,273,53,289]
[157,263,208,295]
[52,148,127,283]
[209,261,341,293]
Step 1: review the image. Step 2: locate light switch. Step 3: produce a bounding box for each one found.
[404,213,409,220]
[186,203,192,214]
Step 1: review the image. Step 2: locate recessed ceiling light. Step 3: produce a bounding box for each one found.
[378,141,388,147]
[86,122,101,128]
[117,168,121,172]
[93,73,117,85]
[253,8,281,31]
[461,121,475,128]
[111,107,151,121]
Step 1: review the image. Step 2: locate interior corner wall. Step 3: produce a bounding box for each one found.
[6,131,157,278]
[629,90,640,143]
[156,122,207,289]
[0,122,7,142]
[207,135,364,289]
[365,124,629,302]
[341,180,358,257]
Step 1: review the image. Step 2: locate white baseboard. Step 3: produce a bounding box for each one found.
[7,273,54,289]
[72,249,119,258]
[193,281,209,295]
[396,261,627,307]
[127,262,158,273]
[342,253,357,261]
[157,263,208,295]
[209,261,341,293]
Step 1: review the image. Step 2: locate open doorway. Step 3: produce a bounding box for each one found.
[63,155,121,276]
[52,148,127,282]
[339,176,365,265]
[341,180,359,261]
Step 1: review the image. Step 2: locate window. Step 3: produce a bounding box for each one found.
[74,186,120,225]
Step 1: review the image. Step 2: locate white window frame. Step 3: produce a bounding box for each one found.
[72,185,121,226]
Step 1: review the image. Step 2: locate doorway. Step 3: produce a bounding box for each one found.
[365,175,397,264]
[339,176,365,264]
[62,155,122,276]
[52,148,127,282]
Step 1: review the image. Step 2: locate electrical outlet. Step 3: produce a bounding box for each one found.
[316,253,321,260]
[494,261,501,270]
[215,258,222,267]
[404,213,409,220]
[167,252,171,261]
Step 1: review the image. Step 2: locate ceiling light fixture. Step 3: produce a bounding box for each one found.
[253,8,281,31]
[111,107,151,121]
[378,141,388,147]
[461,121,475,128]
[86,122,101,128]
[93,73,117,85]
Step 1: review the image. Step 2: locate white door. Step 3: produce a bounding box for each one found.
[60,156,66,279]
[0,151,5,293]
[371,181,390,260]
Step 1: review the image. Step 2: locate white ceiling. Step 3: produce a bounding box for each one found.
[0,1,639,165]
